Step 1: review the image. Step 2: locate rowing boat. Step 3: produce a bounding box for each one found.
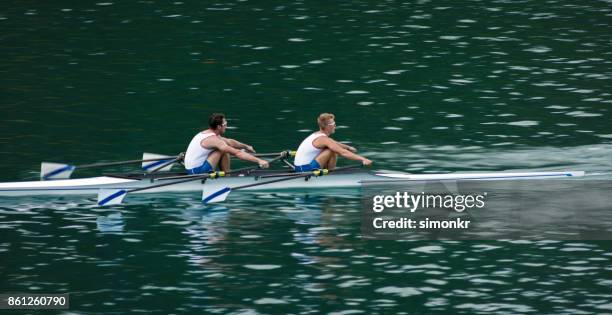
[0,150,588,205]
[0,169,586,197]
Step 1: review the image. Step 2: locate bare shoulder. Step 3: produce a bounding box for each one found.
[313,134,333,148]
[201,134,222,148]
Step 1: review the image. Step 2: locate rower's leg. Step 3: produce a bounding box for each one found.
[315,149,337,169]
[206,150,223,170]
[328,151,337,170]
[219,152,231,172]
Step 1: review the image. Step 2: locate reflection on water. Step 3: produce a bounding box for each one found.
[96,212,125,233]
[1,192,611,313]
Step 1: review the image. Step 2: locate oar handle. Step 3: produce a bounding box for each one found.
[267,152,290,164]
[254,150,296,158]
[222,151,290,176]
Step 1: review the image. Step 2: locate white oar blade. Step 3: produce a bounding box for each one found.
[202,187,232,204]
[41,162,76,180]
[142,153,174,172]
[97,189,128,206]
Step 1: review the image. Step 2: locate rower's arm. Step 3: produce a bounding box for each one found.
[338,142,357,152]
[220,137,255,153]
[319,138,371,165]
[217,141,268,167]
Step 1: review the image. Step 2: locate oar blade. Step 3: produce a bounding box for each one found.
[142,153,174,172]
[202,187,232,204]
[41,162,76,180]
[97,189,128,206]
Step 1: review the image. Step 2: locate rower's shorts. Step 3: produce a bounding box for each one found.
[294,159,321,172]
[186,160,214,174]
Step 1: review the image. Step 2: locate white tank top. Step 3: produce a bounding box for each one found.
[294,132,326,165]
[184,132,216,169]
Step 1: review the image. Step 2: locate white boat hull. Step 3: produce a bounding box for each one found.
[0,170,585,197]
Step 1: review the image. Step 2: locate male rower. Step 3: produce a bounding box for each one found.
[293,113,372,172]
[184,113,269,174]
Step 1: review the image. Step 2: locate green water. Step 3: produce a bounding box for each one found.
[1,0,611,314]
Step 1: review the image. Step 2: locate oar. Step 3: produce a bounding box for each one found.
[141,152,183,173]
[41,152,182,180]
[144,151,292,181]
[202,164,363,204]
[254,150,296,158]
[97,172,218,206]
[147,153,185,174]
[97,152,289,206]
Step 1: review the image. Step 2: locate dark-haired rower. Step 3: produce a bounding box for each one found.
[184,113,269,174]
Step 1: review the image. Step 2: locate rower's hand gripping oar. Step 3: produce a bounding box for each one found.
[202,163,364,204]
[97,151,289,206]
[41,152,184,180]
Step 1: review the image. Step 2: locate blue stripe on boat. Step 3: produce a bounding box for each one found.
[202,187,231,204]
[142,159,172,171]
[98,189,127,206]
[43,165,76,180]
